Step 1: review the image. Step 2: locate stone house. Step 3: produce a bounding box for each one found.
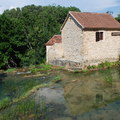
[45,11,120,69]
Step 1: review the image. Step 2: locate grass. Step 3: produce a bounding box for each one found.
[105,75,113,84]
[31,64,52,73]
[0,73,54,111]
[0,83,53,111]
[0,98,47,120]
[5,68,16,73]
[103,69,113,84]
[0,68,56,119]
[4,64,52,74]
[0,97,11,110]
[0,63,60,111]
[70,61,120,73]
[87,61,120,70]
[52,75,62,83]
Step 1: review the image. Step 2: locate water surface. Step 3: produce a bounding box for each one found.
[0,68,120,120]
[33,68,120,120]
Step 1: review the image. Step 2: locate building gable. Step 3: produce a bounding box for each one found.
[61,11,120,30]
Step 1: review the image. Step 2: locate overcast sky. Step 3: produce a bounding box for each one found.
[0,0,120,16]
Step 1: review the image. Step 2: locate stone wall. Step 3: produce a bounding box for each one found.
[83,30,120,66]
[46,14,120,69]
[46,43,63,63]
[61,15,84,62]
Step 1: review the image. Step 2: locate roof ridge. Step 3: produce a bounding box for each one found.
[54,35,61,36]
[45,35,62,46]
[69,11,110,15]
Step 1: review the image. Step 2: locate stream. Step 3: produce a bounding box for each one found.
[0,67,120,120]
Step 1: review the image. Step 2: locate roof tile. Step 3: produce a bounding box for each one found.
[70,12,120,29]
[45,35,62,46]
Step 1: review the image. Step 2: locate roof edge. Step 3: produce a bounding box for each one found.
[69,11,85,29]
[60,11,84,31]
[45,35,62,46]
[60,13,70,31]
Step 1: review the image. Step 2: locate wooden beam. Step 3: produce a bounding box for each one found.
[111,32,120,36]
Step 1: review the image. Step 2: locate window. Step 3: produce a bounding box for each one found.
[96,32,103,42]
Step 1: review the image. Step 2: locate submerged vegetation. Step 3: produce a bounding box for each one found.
[0,63,64,112]
[52,75,62,83]
[5,68,16,73]
[31,64,52,73]
[0,4,120,119]
[0,73,53,111]
[0,98,47,120]
[0,66,120,119]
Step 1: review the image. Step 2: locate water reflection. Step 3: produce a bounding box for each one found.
[0,73,6,83]
[32,68,120,120]
[63,68,120,115]
[0,68,120,120]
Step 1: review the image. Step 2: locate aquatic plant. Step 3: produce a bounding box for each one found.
[87,61,120,70]
[31,64,52,73]
[0,98,47,120]
[102,69,113,84]
[52,75,62,83]
[0,97,11,109]
[105,75,113,84]
[5,68,16,73]
[0,74,53,111]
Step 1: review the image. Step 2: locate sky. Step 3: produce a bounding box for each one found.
[0,0,120,17]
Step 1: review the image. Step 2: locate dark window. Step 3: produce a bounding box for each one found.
[96,32,103,42]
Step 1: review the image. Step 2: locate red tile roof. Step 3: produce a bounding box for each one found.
[63,12,120,30]
[45,35,62,46]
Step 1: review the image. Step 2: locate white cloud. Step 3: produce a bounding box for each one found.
[78,0,119,11]
[0,0,119,14]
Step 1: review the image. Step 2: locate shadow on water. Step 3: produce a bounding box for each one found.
[0,73,7,84]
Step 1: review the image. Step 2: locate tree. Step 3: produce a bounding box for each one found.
[0,5,80,69]
[106,11,113,16]
[116,14,120,22]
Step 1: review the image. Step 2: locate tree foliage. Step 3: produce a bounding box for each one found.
[0,5,80,69]
[115,14,120,22]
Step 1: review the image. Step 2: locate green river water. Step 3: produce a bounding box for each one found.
[0,67,120,120]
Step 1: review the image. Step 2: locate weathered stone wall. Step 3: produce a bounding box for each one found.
[83,30,120,66]
[46,43,63,63]
[46,14,120,69]
[61,15,84,62]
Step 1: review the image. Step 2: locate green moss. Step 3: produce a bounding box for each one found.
[31,64,52,73]
[5,68,16,73]
[0,99,47,120]
[81,69,89,73]
[87,61,120,70]
[0,97,11,110]
[58,66,65,69]
[0,83,52,111]
[52,75,62,83]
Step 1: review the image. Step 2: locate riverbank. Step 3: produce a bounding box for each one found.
[0,61,119,112]
[1,61,120,75]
